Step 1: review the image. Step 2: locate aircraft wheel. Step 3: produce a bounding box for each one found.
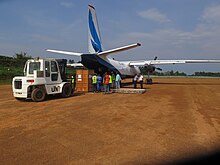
[146,79,153,84]
[61,83,72,98]
[31,88,46,102]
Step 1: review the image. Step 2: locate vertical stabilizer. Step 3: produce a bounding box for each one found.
[88,5,103,53]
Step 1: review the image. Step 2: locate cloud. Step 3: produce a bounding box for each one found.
[60,1,74,8]
[138,8,171,23]
[122,4,220,59]
[30,34,62,43]
[202,4,220,23]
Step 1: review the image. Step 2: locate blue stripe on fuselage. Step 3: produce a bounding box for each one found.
[81,54,118,73]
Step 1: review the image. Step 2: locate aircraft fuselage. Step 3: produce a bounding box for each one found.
[81,54,140,76]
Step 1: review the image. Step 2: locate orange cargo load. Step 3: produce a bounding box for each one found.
[75,69,94,92]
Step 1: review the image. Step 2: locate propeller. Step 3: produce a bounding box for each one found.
[153,56,162,71]
[156,67,162,71]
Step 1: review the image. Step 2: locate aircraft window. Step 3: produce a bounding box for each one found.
[29,62,40,74]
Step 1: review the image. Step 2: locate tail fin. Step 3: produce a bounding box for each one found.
[88,5,103,53]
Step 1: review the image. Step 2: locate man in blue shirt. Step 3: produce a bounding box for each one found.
[115,72,121,89]
[96,74,102,92]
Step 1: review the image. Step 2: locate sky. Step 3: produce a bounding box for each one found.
[1,0,220,73]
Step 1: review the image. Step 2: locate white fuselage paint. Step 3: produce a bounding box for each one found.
[103,56,140,76]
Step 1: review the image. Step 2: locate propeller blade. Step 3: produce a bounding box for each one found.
[156,67,162,71]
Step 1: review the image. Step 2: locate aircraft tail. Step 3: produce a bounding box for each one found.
[88,5,103,54]
[46,5,141,57]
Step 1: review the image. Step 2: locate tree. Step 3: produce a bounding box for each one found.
[14,52,31,59]
[14,52,32,67]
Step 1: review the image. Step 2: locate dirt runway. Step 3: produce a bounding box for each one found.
[1,78,220,165]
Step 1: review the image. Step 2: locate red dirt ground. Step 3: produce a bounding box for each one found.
[0,78,220,165]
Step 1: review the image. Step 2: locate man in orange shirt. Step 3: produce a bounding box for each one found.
[103,72,110,94]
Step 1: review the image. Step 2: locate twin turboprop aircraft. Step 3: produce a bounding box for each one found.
[47,5,220,83]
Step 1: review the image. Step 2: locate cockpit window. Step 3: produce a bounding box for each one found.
[51,61,58,72]
[29,62,40,74]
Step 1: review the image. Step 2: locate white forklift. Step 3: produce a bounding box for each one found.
[12,58,73,102]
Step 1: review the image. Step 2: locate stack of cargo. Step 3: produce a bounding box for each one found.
[75,69,94,92]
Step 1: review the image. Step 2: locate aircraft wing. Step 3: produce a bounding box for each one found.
[46,49,83,56]
[129,59,220,66]
[151,60,220,65]
[67,63,84,67]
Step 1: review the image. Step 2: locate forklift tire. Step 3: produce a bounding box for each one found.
[61,83,72,98]
[31,88,46,102]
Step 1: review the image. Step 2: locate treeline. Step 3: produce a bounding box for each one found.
[140,68,220,77]
[0,53,220,84]
[0,52,32,80]
[0,52,31,67]
[192,72,220,77]
[152,70,187,76]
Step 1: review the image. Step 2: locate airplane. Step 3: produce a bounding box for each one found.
[47,5,220,84]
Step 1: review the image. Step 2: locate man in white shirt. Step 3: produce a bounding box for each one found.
[133,74,138,88]
[138,73,144,89]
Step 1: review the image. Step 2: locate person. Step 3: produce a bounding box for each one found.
[71,74,76,94]
[111,72,116,89]
[138,73,144,89]
[96,74,102,92]
[133,74,138,88]
[115,72,121,89]
[92,73,97,93]
[109,74,112,91]
[103,72,110,94]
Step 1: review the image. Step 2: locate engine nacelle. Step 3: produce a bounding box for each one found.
[144,65,156,73]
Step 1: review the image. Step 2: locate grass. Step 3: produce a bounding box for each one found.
[0,79,12,85]
[0,67,23,85]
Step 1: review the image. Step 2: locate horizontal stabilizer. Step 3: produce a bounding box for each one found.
[46,49,83,56]
[97,43,141,57]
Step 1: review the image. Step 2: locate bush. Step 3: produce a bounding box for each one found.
[0,53,30,81]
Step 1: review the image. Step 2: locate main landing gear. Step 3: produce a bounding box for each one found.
[146,78,153,84]
[146,71,153,84]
